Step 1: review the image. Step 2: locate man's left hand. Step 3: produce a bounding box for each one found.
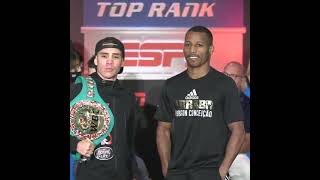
[219,165,228,180]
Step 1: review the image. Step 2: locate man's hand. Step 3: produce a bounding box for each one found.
[162,163,168,177]
[219,121,245,179]
[76,139,95,158]
[219,165,228,180]
[156,121,172,178]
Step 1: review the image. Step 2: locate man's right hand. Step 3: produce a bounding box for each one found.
[156,121,172,178]
[162,163,168,177]
[76,139,95,158]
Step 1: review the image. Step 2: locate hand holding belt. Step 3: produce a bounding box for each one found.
[70,76,115,161]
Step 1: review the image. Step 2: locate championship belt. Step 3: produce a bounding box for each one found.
[70,76,115,161]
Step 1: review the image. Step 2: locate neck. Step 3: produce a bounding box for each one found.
[97,72,117,81]
[187,65,210,79]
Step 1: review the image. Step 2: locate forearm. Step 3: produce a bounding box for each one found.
[239,133,250,153]
[220,128,245,171]
[156,127,171,174]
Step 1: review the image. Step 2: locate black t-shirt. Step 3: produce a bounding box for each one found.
[154,67,244,173]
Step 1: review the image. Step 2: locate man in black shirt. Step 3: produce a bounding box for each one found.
[155,26,245,180]
[70,37,143,180]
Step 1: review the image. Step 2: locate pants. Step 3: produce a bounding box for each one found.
[229,153,250,180]
[165,168,222,180]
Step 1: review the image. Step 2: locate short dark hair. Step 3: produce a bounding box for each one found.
[71,50,82,62]
[87,55,96,68]
[186,26,213,46]
[70,50,83,70]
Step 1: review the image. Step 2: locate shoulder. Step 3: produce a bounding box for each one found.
[207,68,236,90]
[165,70,187,86]
[70,82,82,90]
[210,68,232,82]
[70,83,82,99]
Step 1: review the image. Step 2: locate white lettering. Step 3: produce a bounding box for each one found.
[183,3,200,17]
[165,3,180,17]
[110,3,127,17]
[148,3,166,17]
[175,110,188,117]
[198,3,215,17]
[126,3,144,17]
[97,2,215,18]
[189,110,212,118]
[97,2,111,17]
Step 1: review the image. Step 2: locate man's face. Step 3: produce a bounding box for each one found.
[183,31,212,68]
[70,59,82,73]
[94,48,124,81]
[224,64,244,89]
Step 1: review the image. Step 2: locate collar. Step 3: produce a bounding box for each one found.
[89,72,120,87]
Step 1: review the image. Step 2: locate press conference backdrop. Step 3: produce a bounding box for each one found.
[71,1,248,179]
[80,0,246,104]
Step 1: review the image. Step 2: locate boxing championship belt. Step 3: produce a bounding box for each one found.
[70,76,114,161]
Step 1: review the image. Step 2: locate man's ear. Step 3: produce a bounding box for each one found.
[209,46,214,53]
[121,58,124,67]
[94,56,98,66]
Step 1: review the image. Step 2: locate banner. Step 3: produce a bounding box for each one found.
[81,0,246,80]
[84,0,243,27]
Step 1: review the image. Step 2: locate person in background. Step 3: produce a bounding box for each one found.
[241,60,250,98]
[224,61,250,180]
[70,49,83,83]
[87,55,96,75]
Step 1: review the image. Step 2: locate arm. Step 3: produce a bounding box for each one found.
[219,121,245,179]
[240,95,250,153]
[239,133,250,153]
[156,121,172,177]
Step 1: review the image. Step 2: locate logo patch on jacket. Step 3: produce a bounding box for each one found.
[94,147,114,160]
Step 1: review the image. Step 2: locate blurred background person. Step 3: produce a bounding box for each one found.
[224,61,250,180]
[87,55,96,75]
[241,60,250,98]
[70,49,83,83]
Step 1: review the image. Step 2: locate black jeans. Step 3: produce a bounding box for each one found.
[165,168,222,180]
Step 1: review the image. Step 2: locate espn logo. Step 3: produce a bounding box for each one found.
[123,40,185,67]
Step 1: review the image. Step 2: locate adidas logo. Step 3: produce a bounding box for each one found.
[185,89,199,99]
